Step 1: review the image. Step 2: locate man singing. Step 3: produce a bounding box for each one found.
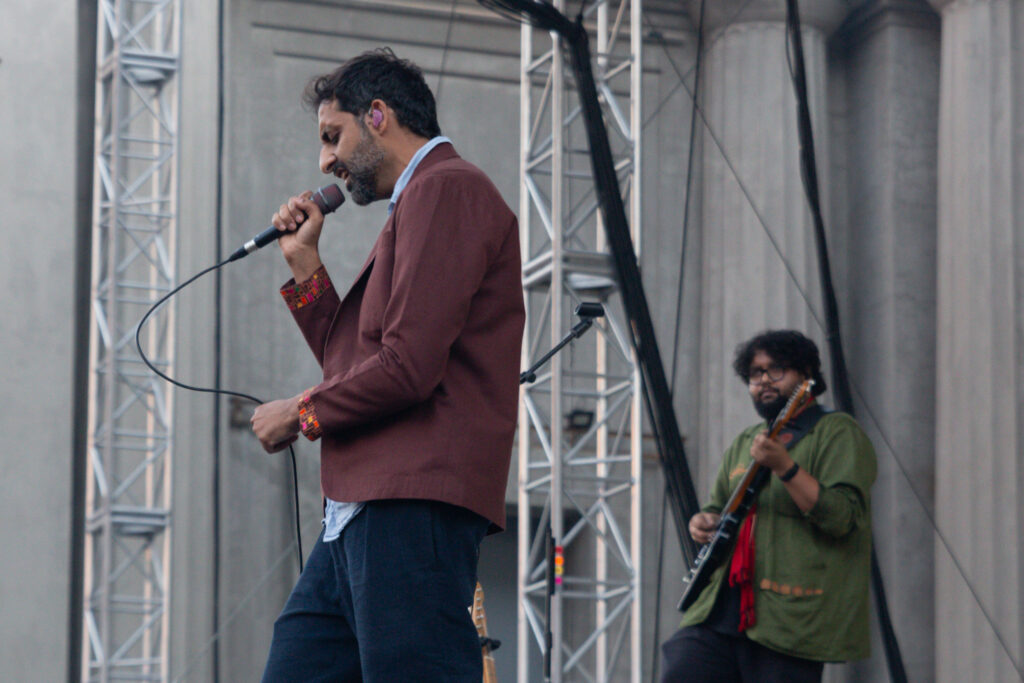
[250,48,524,682]
[661,330,876,682]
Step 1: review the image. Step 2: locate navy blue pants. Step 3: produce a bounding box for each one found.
[262,499,490,682]
[660,625,824,683]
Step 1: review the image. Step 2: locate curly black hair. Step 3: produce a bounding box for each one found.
[732,330,827,396]
[302,47,442,140]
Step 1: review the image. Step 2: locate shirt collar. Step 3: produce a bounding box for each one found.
[387,136,451,215]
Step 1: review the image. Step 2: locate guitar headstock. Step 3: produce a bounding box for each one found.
[472,582,488,638]
[768,379,815,437]
[471,582,500,683]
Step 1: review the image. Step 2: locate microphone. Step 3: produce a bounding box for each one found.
[228,184,345,262]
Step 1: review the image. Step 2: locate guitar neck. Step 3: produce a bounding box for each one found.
[483,653,498,683]
[718,385,813,516]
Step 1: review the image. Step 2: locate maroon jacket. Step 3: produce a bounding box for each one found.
[281,143,524,529]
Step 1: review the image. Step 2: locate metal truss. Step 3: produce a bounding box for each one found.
[83,0,180,680]
[516,2,643,681]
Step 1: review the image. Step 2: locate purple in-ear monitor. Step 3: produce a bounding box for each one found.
[372,109,382,127]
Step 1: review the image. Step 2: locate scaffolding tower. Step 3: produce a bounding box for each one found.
[83,0,181,680]
[516,2,644,681]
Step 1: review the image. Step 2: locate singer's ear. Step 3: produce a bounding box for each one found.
[367,99,387,132]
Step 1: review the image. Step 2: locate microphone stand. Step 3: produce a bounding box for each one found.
[520,302,604,385]
[520,302,604,681]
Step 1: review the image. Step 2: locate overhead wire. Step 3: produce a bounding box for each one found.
[434,0,460,105]
[212,0,227,676]
[640,8,828,338]
[169,530,319,682]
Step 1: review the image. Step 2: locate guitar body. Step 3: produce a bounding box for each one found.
[677,380,814,612]
[677,468,769,611]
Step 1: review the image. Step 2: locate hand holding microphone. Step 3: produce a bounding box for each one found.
[228,184,345,262]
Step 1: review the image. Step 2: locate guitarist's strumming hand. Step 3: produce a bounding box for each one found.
[689,512,721,545]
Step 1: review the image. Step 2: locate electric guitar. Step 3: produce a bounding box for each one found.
[676,379,815,612]
[472,582,500,683]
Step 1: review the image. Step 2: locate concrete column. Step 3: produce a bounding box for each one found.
[167,0,222,679]
[688,0,848,465]
[831,2,940,680]
[0,0,78,679]
[928,1,1024,681]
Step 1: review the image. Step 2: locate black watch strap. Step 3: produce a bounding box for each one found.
[779,462,800,482]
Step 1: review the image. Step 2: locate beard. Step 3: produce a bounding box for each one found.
[340,126,385,206]
[752,392,787,422]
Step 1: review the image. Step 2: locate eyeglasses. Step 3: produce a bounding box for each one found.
[748,365,787,385]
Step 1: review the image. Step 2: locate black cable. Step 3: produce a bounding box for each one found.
[649,483,668,683]
[782,2,906,680]
[135,259,305,575]
[67,3,99,680]
[567,11,702,561]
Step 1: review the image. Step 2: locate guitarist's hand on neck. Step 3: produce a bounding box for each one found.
[751,429,820,513]
[750,431,792,475]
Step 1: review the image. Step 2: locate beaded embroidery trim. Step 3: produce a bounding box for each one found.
[759,578,823,597]
[298,388,322,441]
[281,265,332,311]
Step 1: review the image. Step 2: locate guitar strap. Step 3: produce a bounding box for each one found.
[775,402,831,450]
[728,402,832,631]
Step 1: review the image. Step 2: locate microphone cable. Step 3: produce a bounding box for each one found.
[136,257,305,574]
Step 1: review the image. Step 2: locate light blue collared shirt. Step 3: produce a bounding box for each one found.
[387,135,452,215]
[322,135,452,543]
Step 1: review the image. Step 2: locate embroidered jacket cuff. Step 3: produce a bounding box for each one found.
[298,388,323,441]
[280,265,332,311]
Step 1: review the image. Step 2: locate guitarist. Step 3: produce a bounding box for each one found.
[661,330,876,683]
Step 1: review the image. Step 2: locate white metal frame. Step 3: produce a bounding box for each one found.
[83,0,180,680]
[516,2,643,681]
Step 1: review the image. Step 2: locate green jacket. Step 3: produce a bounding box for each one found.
[680,410,877,662]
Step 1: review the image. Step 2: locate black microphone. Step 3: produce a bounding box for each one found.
[228,184,345,262]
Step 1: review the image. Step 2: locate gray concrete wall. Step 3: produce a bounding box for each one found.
[929,1,1024,681]
[0,0,78,679]
[6,0,1023,681]
[167,0,222,680]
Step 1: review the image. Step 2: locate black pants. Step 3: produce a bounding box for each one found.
[262,499,490,682]
[660,625,824,683]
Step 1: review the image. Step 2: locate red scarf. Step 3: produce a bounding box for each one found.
[728,505,757,631]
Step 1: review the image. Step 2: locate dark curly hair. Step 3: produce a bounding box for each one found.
[302,48,441,140]
[732,330,827,396]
